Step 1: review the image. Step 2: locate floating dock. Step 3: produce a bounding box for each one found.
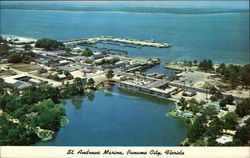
[63,36,172,48]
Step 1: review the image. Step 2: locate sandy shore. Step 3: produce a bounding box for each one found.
[1,34,37,42]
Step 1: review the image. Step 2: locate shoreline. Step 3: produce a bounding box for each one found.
[1,34,37,42]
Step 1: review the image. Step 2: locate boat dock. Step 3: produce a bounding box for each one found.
[62,36,172,48]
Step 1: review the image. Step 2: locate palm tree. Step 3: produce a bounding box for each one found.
[106,70,114,81]
[87,78,95,87]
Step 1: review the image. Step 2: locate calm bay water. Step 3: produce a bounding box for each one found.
[36,87,187,146]
[1,2,249,146]
[1,4,249,64]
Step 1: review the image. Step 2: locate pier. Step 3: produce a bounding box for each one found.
[62,36,172,48]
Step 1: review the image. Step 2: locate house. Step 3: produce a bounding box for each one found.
[0,59,8,64]
[195,113,202,117]
[94,59,104,65]
[216,135,233,144]
[44,51,67,57]
[115,61,129,68]
[29,78,44,85]
[182,90,196,97]
[58,74,67,80]
[9,47,25,52]
[182,112,193,118]
[176,109,183,115]
[93,52,106,59]
[59,60,70,66]
[54,66,76,72]
[72,47,81,52]
[3,78,31,89]
[35,58,50,64]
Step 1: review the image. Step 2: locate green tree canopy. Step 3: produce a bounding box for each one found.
[87,78,95,87]
[106,70,114,81]
[23,44,33,51]
[35,38,65,51]
[236,98,250,117]
[81,48,93,57]
[7,52,23,63]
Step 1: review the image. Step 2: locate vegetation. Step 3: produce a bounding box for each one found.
[177,97,188,111]
[81,48,93,57]
[23,44,32,51]
[7,51,35,63]
[0,77,90,145]
[0,78,4,95]
[209,86,223,101]
[236,98,250,117]
[187,116,207,142]
[198,59,214,71]
[216,63,250,87]
[0,36,11,57]
[87,78,95,87]
[101,51,108,55]
[35,38,65,51]
[219,95,234,108]
[106,70,114,81]
[63,71,73,80]
[183,98,250,146]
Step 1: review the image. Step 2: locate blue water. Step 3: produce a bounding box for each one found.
[0,1,249,146]
[36,87,187,146]
[1,3,249,64]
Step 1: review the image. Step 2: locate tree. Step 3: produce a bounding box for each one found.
[216,63,226,74]
[101,51,108,55]
[0,36,7,44]
[234,125,250,145]
[225,95,234,105]
[202,105,218,119]
[236,98,250,117]
[106,70,114,81]
[72,77,84,94]
[198,59,214,71]
[188,104,200,114]
[187,61,192,67]
[87,78,95,87]
[219,99,227,108]
[187,116,207,142]
[81,48,93,57]
[35,38,64,51]
[188,98,199,106]
[206,118,224,137]
[177,97,187,111]
[23,44,32,51]
[64,71,73,80]
[223,112,238,130]
[241,64,250,86]
[7,52,23,63]
[0,78,4,95]
[193,60,198,65]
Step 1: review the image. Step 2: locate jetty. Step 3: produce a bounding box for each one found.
[63,36,172,48]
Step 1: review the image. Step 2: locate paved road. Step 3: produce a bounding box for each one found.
[169,82,244,101]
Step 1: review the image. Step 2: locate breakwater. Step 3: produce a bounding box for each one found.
[63,36,173,48]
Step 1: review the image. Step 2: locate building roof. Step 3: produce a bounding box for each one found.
[56,66,76,72]
[216,135,233,144]
[58,74,67,79]
[29,78,43,84]
[4,78,31,89]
